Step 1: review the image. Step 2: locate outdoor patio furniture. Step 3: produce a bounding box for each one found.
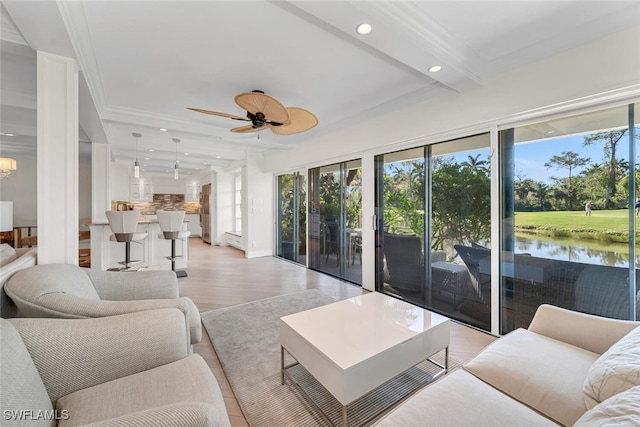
[454,244,638,329]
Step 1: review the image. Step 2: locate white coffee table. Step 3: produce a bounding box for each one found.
[280,292,450,426]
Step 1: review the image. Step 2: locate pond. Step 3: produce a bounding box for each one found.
[514,232,637,268]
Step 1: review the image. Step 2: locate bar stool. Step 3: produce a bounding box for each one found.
[106,210,147,271]
[157,210,190,278]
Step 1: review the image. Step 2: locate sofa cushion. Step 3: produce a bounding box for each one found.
[464,328,598,426]
[0,243,17,267]
[56,354,229,427]
[6,264,100,305]
[375,369,559,427]
[0,319,54,427]
[583,325,640,409]
[574,385,640,427]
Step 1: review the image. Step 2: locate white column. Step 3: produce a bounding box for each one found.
[90,143,111,269]
[37,51,79,265]
[245,156,273,258]
[91,143,111,223]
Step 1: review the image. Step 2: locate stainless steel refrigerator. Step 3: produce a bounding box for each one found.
[200,183,211,244]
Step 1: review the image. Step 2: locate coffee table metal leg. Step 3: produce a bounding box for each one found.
[281,346,285,385]
[445,346,449,372]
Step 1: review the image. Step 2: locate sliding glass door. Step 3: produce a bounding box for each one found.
[309,160,362,285]
[275,172,306,265]
[500,103,639,333]
[376,134,492,331]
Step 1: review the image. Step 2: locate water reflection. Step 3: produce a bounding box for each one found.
[515,233,633,267]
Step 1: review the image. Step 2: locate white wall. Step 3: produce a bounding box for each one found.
[262,25,640,173]
[0,157,91,226]
[213,169,235,245]
[0,158,37,226]
[244,155,273,258]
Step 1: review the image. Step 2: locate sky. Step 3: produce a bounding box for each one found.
[452,132,636,184]
[513,134,622,184]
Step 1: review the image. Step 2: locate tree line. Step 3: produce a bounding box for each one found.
[517,130,637,212]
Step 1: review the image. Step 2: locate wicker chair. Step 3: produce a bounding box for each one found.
[383,233,447,300]
[455,244,637,329]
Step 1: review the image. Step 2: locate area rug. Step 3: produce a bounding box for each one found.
[201,290,461,427]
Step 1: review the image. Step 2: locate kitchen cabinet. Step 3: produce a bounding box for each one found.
[186,214,201,237]
[130,178,153,201]
[185,182,198,202]
[225,231,243,250]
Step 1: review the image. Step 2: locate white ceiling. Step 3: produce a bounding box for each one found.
[1,1,639,177]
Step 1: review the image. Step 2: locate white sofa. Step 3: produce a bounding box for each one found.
[5,264,202,344]
[375,304,640,426]
[1,308,230,426]
[0,243,37,318]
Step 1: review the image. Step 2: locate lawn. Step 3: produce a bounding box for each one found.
[515,209,634,241]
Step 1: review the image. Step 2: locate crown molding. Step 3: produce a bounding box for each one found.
[56,1,107,113]
[0,4,28,46]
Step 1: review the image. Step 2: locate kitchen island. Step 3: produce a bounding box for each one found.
[89,216,189,271]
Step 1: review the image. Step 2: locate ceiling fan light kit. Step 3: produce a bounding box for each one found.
[188,90,317,136]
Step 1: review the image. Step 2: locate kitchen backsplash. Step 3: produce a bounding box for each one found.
[112,194,200,214]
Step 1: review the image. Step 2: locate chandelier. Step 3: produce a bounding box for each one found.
[0,158,16,179]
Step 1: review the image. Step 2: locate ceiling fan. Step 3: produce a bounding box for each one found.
[188,90,318,135]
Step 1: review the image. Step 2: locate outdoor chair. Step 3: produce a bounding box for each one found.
[383,233,447,300]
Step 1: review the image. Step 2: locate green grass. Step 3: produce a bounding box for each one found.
[515,209,634,242]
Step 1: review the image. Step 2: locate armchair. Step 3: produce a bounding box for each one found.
[383,233,446,299]
[0,308,230,426]
[4,264,202,344]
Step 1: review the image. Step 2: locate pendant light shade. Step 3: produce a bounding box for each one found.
[173,138,180,180]
[132,133,142,178]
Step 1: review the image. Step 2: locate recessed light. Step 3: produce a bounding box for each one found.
[428,65,442,73]
[356,23,372,35]
[203,162,208,165]
[148,149,155,152]
[216,156,221,159]
[159,128,167,132]
[144,157,150,160]
[184,152,189,156]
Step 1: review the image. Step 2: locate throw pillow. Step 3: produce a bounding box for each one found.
[0,243,17,267]
[583,326,640,409]
[574,385,640,427]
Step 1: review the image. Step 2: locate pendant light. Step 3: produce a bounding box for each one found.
[132,132,142,178]
[173,138,180,180]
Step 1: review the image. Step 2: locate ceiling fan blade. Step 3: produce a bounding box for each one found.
[235,92,289,124]
[230,123,273,133]
[187,107,248,121]
[271,107,318,135]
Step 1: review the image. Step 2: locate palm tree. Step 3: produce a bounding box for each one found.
[462,154,488,173]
